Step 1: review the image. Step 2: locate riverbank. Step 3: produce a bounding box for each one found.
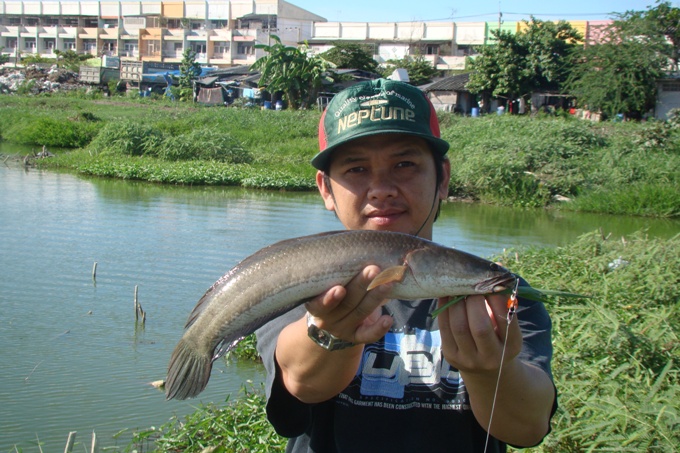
[0,94,678,217]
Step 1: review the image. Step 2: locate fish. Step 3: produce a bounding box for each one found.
[165,230,516,400]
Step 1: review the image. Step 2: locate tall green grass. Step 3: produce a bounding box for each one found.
[499,231,679,452]
[1,94,678,215]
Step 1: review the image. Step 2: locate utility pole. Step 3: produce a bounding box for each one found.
[498,1,502,31]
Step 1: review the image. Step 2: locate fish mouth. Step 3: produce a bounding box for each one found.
[475,273,517,294]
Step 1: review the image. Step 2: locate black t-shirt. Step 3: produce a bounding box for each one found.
[256,295,556,453]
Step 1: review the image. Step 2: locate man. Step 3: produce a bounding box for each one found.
[256,79,556,452]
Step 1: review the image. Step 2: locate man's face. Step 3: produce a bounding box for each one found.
[316,134,450,239]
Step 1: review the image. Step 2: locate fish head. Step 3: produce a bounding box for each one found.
[403,244,517,297]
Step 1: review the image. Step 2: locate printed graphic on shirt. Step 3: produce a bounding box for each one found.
[338,328,471,412]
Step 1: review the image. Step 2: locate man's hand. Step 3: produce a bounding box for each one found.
[437,293,522,373]
[305,265,394,345]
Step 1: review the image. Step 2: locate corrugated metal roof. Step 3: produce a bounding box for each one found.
[422,73,471,93]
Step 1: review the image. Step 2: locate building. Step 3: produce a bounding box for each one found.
[0,1,614,71]
[306,19,613,71]
[0,0,325,67]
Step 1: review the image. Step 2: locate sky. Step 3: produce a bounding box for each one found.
[291,0,680,23]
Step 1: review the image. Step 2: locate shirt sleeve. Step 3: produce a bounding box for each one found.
[255,304,313,438]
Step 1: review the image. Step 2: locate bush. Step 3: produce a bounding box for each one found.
[88,120,165,157]
[159,129,253,163]
[1,114,99,148]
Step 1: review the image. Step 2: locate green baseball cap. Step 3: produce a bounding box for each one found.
[313,78,450,170]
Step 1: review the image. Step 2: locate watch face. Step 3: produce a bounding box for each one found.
[307,322,355,351]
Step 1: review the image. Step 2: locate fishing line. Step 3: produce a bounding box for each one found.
[413,179,441,238]
[483,281,519,452]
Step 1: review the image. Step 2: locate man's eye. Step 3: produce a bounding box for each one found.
[346,166,366,174]
[396,161,416,168]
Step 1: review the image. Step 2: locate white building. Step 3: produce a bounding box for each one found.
[0,0,325,67]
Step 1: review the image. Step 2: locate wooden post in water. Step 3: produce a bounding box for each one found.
[64,431,76,453]
[134,285,139,320]
[90,431,98,453]
[92,262,97,282]
[134,285,146,325]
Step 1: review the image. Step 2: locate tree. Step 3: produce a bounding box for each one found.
[320,42,378,73]
[251,35,334,109]
[0,47,9,66]
[178,48,201,102]
[566,4,673,118]
[467,18,582,104]
[625,1,680,70]
[380,54,440,86]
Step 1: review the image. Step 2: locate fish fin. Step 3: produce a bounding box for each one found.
[165,338,213,401]
[367,265,407,291]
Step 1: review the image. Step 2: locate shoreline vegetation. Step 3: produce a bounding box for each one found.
[0,94,678,217]
[2,94,678,451]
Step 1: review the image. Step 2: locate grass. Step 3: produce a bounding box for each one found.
[1,93,678,216]
[498,230,680,452]
[120,230,679,452]
[128,384,287,453]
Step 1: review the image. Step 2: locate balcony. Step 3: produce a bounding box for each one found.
[79,27,99,39]
[20,26,37,37]
[99,28,120,39]
[119,50,139,58]
[163,28,185,40]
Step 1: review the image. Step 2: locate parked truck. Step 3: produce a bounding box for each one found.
[119,61,180,82]
[78,66,119,85]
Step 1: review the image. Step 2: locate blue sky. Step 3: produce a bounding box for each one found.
[292,1,679,23]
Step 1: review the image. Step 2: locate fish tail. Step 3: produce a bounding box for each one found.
[165,337,213,400]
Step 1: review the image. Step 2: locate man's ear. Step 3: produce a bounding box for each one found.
[438,159,451,200]
[316,171,336,211]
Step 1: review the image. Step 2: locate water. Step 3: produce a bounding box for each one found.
[1,163,677,452]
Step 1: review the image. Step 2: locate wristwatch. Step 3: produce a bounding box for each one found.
[306,313,356,351]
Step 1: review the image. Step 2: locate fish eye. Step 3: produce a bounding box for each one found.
[490,263,500,271]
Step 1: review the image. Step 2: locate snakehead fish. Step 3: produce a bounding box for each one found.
[165,230,516,400]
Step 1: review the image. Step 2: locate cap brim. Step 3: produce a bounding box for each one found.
[311,130,450,171]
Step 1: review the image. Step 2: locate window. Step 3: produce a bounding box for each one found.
[210,20,228,29]
[63,39,76,50]
[425,45,439,55]
[43,39,56,51]
[191,43,206,54]
[124,17,145,27]
[237,43,253,55]
[213,41,229,55]
[102,42,116,53]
